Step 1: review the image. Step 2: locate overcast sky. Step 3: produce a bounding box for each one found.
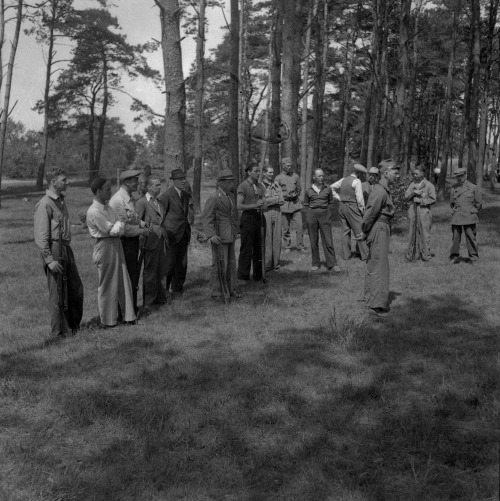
[9,0,228,136]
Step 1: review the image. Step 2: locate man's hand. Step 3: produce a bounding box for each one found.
[355,232,367,242]
[48,260,63,274]
[256,199,264,208]
[413,189,422,196]
[413,197,421,204]
[209,235,221,245]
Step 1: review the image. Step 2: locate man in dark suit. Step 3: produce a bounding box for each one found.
[158,169,194,296]
[136,176,168,308]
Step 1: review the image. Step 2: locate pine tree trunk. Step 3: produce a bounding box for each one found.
[156,0,186,180]
[229,0,240,183]
[93,53,108,182]
[281,0,303,166]
[193,0,206,213]
[0,0,22,209]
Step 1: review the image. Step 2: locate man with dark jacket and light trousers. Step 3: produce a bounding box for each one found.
[202,169,240,300]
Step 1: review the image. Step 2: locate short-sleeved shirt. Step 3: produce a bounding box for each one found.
[237,178,266,207]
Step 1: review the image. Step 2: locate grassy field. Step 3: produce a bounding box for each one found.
[0,178,499,500]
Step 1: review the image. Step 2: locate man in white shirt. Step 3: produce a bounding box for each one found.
[87,177,136,327]
[331,163,368,261]
[109,169,149,312]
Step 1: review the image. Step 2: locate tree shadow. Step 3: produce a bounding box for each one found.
[0,293,497,500]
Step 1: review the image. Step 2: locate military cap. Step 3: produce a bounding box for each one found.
[353,163,367,173]
[378,158,399,174]
[368,167,379,174]
[217,169,235,181]
[281,157,292,165]
[451,167,467,177]
[170,169,186,179]
[120,169,141,182]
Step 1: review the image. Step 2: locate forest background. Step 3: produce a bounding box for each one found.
[0,0,499,213]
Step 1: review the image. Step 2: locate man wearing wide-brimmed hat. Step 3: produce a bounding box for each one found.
[202,169,240,300]
[449,167,482,264]
[331,162,369,261]
[158,169,194,297]
[109,169,150,313]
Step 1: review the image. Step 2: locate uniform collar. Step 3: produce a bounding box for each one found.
[378,178,391,193]
[46,189,62,201]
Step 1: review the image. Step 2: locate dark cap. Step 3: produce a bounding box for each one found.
[281,157,292,165]
[217,169,235,181]
[452,168,467,177]
[120,169,141,182]
[170,169,186,180]
[378,158,398,174]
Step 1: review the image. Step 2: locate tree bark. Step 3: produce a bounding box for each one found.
[228,0,240,183]
[281,0,303,167]
[192,0,206,213]
[156,0,186,180]
[0,0,22,209]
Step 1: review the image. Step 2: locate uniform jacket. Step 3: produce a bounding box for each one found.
[275,172,303,212]
[202,188,239,243]
[158,186,193,244]
[362,179,395,234]
[136,195,169,249]
[450,180,482,225]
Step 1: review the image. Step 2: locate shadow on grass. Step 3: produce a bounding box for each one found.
[0,294,497,500]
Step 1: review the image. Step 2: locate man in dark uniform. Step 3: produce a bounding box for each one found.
[359,159,400,316]
[331,163,368,261]
[362,167,379,206]
[109,169,150,313]
[136,176,168,308]
[449,167,482,264]
[236,164,266,285]
[34,168,84,338]
[159,169,194,296]
[202,169,240,300]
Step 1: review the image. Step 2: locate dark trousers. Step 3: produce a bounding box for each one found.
[450,224,478,261]
[238,211,263,281]
[143,239,168,306]
[45,243,83,336]
[121,236,140,312]
[306,208,338,268]
[165,235,189,293]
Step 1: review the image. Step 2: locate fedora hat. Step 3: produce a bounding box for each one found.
[170,169,186,180]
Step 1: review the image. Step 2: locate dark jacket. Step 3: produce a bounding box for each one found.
[136,196,169,249]
[158,186,193,245]
[450,180,482,225]
[202,188,239,243]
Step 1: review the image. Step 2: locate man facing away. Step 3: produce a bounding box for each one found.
[359,159,400,316]
[237,164,266,285]
[449,167,482,264]
[86,177,136,327]
[404,166,436,261]
[275,157,306,253]
[34,168,84,338]
[262,165,284,272]
[202,169,240,300]
[158,169,194,297]
[109,169,149,313]
[304,169,342,272]
[136,176,168,308]
[331,163,368,261]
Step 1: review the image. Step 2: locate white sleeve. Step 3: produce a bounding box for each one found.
[353,178,365,211]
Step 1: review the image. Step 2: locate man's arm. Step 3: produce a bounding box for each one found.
[420,182,436,207]
[353,178,365,212]
[330,179,342,201]
[202,195,219,243]
[362,187,385,235]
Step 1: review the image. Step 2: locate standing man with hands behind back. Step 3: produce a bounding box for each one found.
[34,168,84,338]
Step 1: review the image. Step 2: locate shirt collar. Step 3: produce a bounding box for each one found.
[378,178,391,193]
[46,189,61,201]
[118,186,131,202]
[146,193,156,202]
[92,199,107,209]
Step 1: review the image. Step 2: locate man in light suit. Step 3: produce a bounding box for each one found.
[136,176,168,308]
[158,169,194,296]
[449,168,482,264]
